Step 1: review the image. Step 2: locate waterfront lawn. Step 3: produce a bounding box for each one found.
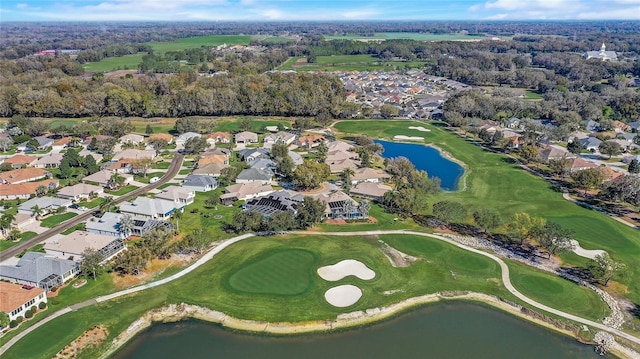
[1,233,609,359]
[40,212,78,228]
[109,185,139,196]
[333,120,640,305]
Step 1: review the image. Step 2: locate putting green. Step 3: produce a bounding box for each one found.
[227,249,317,296]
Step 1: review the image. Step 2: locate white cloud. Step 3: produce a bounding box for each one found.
[342,9,381,20]
[577,6,640,19]
[484,0,581,10]
[16,3,28,9]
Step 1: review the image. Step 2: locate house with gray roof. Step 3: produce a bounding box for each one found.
[239,148,270,163]
[119,197,177,219]
[580,137,603,152]
[32,136,54,150]
[18,196,72,216]
[44,231,125,263]
[235,131,258,144]
[34,153,64,169]
[236,167,273,185]
[86,212,173,239]
[244,190,304,218]
[192,162,229,177]
[0,252,79,291]
[583,120,600,132]
[182,175,218,192]
[155,186,195,208]
[176,132,202,147]
[629,121,640,131]
[57,183,103,201]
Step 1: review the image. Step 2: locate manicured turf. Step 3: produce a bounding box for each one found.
[4,232,611,359]
[109,185,139,196]
[40,212,78,228]
[333,120,640,304]
[155,161,171,169]
[227,249,317,295]
[212,117,292,134]
[179,190,239,241]
[146,35,251,54]
[82,53,146,72]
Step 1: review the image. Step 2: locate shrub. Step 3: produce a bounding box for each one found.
[9,320,17,328]
[38,302,46,310]
[31,305,37,313]
[51,287,58,292]
[24,310,33,319]
[16,316,23,323]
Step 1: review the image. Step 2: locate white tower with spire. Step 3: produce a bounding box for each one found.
[584,42,617,61]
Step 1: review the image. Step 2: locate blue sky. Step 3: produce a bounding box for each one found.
[1,0,639,22]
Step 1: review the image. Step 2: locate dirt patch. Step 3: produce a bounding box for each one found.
[104,70,139,78]
[292,57,308,68]
[377,240,417,268]
[111,254,193,289]
[608,281,629,296]
[54,325,108,359]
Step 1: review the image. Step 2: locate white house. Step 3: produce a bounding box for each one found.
[82,170,133,188]
[176,132,202,147]
[0,282,47,323]
[119,133,145,145]
[57,183,104,201]
[33,153,64,169]
[44,231,126,263]
[119,197,177,219]
[155,186,195,209]
[182,175,218,192]
[263,131,296,146]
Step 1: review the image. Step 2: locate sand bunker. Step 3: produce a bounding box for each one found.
[324,285,363,307]
[570,240,606,260]
[408,126,431,132]
[393,135,424,142]
[317,260,376,281]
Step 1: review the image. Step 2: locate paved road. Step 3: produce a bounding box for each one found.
[2,230,638,357]
[0,153,184,261]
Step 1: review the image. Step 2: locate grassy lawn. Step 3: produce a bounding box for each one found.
[40,212,78,228]
[79,198,103,209]
[156,183,173,190]
[146,35,251,54]
[109,185,139,196]
[61,224,85,235]
[179,190,239,241]
[0,231,36,251]
[82,53,147,72]
[178,169,191,175]
[155,162,171,169]
[333,120,640,305]
[278,55,428,72]
[212,117,292,134]
[524,90,543,100]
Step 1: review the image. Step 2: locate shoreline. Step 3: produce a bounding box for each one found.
[100,292,633,359]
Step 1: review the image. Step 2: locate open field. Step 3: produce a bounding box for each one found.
[1,232,613,359]
[278,55,429,72]
[82,53,146,72]
[43,116,177,134]
[333,119,640,306]
[145,35,251,54]
[212,117,292,134]
[324,32,488,41]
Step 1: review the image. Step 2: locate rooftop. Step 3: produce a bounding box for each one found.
[0,282,45,313]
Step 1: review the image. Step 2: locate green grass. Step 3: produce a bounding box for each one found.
[61,224,85,235]
[227,249,317,295]
[278,55,428,72]
[155,162,171,169]
[21,231,37,240]
[82,53,147,72]
[156,183,173,190]
[179,190,239,241]
[212,117,292,134]
[178,169,191,175]
[333,119,640,304]
[146,35,251,54]
[109,185,139,196]
[40,212,78,228]
[79,198,103,209]
[524,90,543,100]
[4,232,610,359]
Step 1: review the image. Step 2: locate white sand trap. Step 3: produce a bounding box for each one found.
[317,259,376,281]
[570,240,606,260]
[324,285,363,307]
[393,135,424,142]
[408,126,431,132]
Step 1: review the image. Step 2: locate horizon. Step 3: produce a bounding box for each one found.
[1,0,639,22]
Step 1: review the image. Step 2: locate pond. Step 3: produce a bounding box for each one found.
[112,302,604,359]
[375,140,464,191]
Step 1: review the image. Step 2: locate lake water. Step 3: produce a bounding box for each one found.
[112,302,605,359]
[375,140,464,191]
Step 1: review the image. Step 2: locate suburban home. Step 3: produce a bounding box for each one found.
[0,282,47,323]
[119,197,177,219]
[155,186,196,208]
[613,121,632,133]
[327,141,354,153]
[82,170,133,188]
[147,133,174,145]
[0,168,49,184]
[44,231,126,263]
[182,175,218,192]
[505,117,525,130]
[207,132,232,144]
[628,121,640,132]
[296,134,327,148]
[220,182,274,204]
[351,168,391,185]
[52,136,74,151]
[583,120,600,132]
[580,137,603,152]
[33,153,64,169]
[327,158,360,174]
[119,133,145,145]
[0,180,59,200]
[601,167,625,182]
[112,149,156,161]
[538,146,575,162]
[176,132,202,147]
[87,212,173,239]
[622,154,640,164]
[32,136,54,150]
[10,213,37,232]
[56,183,103,201]
[197,154,229,167]
[103,159,133,174]
[3,154,37,169]
[288,151,304,166]
[208,148,231,157]
[0,252,79,291]
[350,182,392,201]
[239,148,269,163]
[83,135,115,148]
[191,163,229,177]
[326,149,356,163]
[236,167,274,184]
[263,131,297,146]
[570,158,599,172]
[235,131,258,144]
[18,196,72,216]
[502,130,523,149]
[244,190,304,218]
[317,191,367,220]
[78,149,103,163]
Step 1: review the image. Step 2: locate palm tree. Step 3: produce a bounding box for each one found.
[170,209,183,233]
[0,212,16,237]
[359,199,371,218]
[30,205,44,220]
[99,196,115,215]
[118,214,135,239]
[107,172,125,190]
[341,168,355,191]
[343,200,355,220]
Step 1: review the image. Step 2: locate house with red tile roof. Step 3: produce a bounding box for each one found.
[0,168,49,184]
[3,154,37,169]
